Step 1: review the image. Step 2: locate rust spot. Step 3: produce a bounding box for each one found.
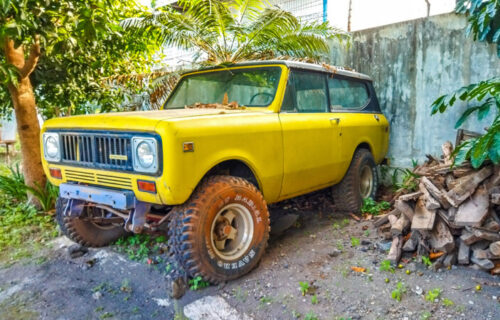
[21,124,30,130]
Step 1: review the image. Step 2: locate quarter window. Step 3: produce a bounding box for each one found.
[328,77,370,110]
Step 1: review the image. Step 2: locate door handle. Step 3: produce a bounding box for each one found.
[330,117,340,124]
[374,114,380,121]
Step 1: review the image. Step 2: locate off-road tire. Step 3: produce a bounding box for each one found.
[55,197,127,247]
[332,148,378,212]
[168,176,270,283]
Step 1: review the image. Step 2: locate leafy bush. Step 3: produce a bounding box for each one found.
[188,276,210,290]
[0,163,28,201]
[425,288,442,302]
[380,259,395,273]
[391,282,406,302]
[299,281,310,296]
[361,198,391,215]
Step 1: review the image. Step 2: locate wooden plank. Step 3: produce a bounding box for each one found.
[460,230,481,245]
[458,239,470,264]
[429,217,455,253]
[387,235,403,264]
[421,176,450,209]
[391,214,410,235]
[471,228,500,242]
[394,200,414,220]
[444,166,493,207]
[441,141,454,165]
[489,241,500,256]
[411,198,436,230]
[402,231,419,252]
[454,186,490,227]
[491,193,500,205]
[398,191,423,201]
[419,181,441,210]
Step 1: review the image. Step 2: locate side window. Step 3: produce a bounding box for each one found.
[328,77,370,110]
[280,70,328,113]
[294,71,328,113]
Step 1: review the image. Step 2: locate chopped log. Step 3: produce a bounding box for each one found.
[411,198,436,230]
[444,251,457,267]
[402,231,419,252]
[453,167,474,178]
[437,209,460,230]
[492,193,500,205]
[420,177,450,209]
[458,240,470,264]
[455,129,481,146]
[441,141,454,165]
[388,214,398,226]
[472,248,489,260]
[455,186,490,227]
[484,165,500,189]
[429,217,455,253]
[398,191,423,201]
[445,173,455,190]
[490,241,500,256]
[394,200,414,220]
[460,230,481,245]
[470,256,494,270]
[491,264,500,275]
[387,235,403,264]
[444,166,493,207]
[478,218,500,232]
[470,239,491,250]
[391,214,410,235]
[471,228,500,242]
[373,214,389,227]
[420,183,441,210]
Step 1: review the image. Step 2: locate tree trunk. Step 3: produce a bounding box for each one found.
[347,0,353,32]
[4,37,46,207]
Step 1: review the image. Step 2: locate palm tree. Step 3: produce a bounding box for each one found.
[117,0,349,107]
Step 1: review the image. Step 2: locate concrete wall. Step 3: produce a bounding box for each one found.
[328,13,500,167]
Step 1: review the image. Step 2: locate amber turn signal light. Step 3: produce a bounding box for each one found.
[137,180,156,193]
[49,168,62,179]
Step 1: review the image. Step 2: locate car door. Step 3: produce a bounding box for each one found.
[278,69,341,199]
[327,75,389,172]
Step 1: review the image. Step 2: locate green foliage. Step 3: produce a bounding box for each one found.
[425,288,442,302]
[350,236,360,247]
[420,311,432,320]
[431,77,500,168]
[0,0,159,118]
[421,255,432,267]
[442,298,454,307]
[188,276,210,290]
[456,0,500,56]
[380,259,395,273]
[304,311,319,320]
[123,0,349,66]
[361,198,390,215]
[114,234,158,261]
[336,240,344,251]
[299,281,310,296]
[391,282,406,302]
[391,167,419,192]
[311,294,318,305]
[0,194,57,262]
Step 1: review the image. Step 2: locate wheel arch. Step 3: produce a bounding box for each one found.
[200,158,262,191]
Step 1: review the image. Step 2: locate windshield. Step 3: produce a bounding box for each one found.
[164,67,282,109]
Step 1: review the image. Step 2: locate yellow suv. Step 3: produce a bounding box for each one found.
[41,61,389,282]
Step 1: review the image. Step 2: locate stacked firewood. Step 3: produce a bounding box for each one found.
[374,136,500,274]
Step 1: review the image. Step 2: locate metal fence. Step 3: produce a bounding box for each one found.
[271,0,326,23]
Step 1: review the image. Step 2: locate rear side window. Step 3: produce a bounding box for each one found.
[281,70,328,113]
[328,77,370,110]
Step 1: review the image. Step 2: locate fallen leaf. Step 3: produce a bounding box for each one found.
[351,266,366,273]
[429,251,445,260]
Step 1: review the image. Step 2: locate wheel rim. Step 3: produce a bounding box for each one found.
[359,164,374,198]
[210,203,254,261]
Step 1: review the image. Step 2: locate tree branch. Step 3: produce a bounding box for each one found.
[19,36,41,78]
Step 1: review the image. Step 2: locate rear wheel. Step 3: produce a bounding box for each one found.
[168,176,270,283]
[332,148,378,212]
[56,197,128,247]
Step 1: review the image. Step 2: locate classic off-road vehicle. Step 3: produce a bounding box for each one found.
[41,61,389,282]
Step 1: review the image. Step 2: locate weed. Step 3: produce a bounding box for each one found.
[361,198,390,215]
[350,237,360,247]
[442,298,454,307]
[380,260,395,273]
[173,300,188,320]
[332,222,340,230]
[100,312,113,319]
[115,234,155,262]
[311,294,318,305]
[188,276,210,290]
[233,286,248,302]
[420,311,431,320]
[342,218,350,226]
[391,282,406,302]
[165,264,172,273]
[132,307,140,314]
[93,283,107,292]
[304,311,319,320]
[391,168,419,192]
[95,306,104,312]
[421,256,432,267]
[336,240,344,251]
[259,296,273,306]
[456,305,466,313]
[425,288,442,302]
[299,281,310,296]
[120,279,132,293]
[363,229,370,237]
[291,310,302,318]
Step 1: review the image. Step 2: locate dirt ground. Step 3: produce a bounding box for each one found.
[1,189,499,320]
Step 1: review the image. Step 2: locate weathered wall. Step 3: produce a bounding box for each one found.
[329,13,500,167]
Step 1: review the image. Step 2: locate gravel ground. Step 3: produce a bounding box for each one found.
[0,189,499,320]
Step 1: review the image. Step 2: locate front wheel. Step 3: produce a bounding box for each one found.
[168,176,270,283]
[332,148,378,212]
[55,197,128,247]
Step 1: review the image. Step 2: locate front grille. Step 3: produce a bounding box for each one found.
[64,169,133,189]
[60,132,133,172]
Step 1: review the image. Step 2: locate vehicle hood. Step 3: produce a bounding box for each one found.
[42,108,268,132]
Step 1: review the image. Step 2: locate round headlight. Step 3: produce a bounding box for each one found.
[46,136,59,158]
[136,141,154,168]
